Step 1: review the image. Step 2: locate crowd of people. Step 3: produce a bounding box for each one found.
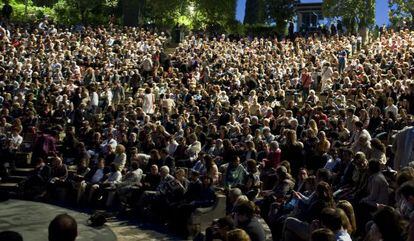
[1,12,414,241]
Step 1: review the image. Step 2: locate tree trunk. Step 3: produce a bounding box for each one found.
[359,26,369,45]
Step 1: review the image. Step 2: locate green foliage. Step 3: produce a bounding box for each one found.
[389,0,414,24]
[145,0,186,27]
[62,0,116,24]
[52,0,80,24]
[244,23,277,36]
[32,0,57,7]
[265,0,297,34]
[196,0,236,30]
[323,0,375,32]
[244,0,266,24]
[6,0,55,22]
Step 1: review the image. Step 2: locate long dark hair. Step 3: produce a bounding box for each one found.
[373,206,407,241]
[315,181,335,208]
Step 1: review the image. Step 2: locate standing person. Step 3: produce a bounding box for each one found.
[320,63,333,93]
[89,86,99,114]
[111,81,125,110]
[142,87,155,115]
[301,68,313,102]
[141,54,153,79]
[1,0,12,20]
[337,49,347,74]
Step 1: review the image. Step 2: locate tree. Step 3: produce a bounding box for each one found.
[265,0,298,34]
[145,0,184,27]
[244,0,266,25]
[323,0,375,36]
[389,0,414,26]
[197,0,237,30]
[53,0,117,24]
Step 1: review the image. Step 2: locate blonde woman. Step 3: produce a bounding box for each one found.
[337,200,357,236]
[308,119,319,137]
[227,229,251,241]
[113,144,127,171]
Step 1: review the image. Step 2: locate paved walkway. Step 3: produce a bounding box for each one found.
[108,220,182,241]
[0,199,116,241]
[0,199,272,241]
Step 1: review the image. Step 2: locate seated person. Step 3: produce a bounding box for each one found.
[138,165,175,216]
[234,201,266,241]
[24,157,51,199]
[44,156,68,199]
[108,161,143,207]
[170,174,216,236]
[88,163,122,205]
[202,216,235,241]
[78,158,106,203]
[141,164,161,191]
[224,156,247,189]
[68,158,90,198]
[141,167,189,221]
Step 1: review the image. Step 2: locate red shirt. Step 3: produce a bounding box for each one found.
[301,73,313,88]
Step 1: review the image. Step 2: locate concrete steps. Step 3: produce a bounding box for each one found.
[0,152,33,195]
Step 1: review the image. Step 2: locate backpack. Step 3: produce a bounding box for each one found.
[87,211,107,227]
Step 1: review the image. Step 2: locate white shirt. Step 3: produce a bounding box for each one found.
[385,104,398,117]
[90,92,99,107]
[106,171,122,184]
[10,134,23,150]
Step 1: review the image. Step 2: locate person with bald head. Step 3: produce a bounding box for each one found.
[48,214,77,241]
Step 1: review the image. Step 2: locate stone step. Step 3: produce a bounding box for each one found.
[5,175,27,183]
[0,182,20,193]
[12,167,35,177]
[14,152,32,168]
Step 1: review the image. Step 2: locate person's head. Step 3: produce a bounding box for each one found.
[337,200,356,234]
[160,165,170,177]
[226,229,251,241]
[368,160,381,174]
[316,168,331,184]
[310,228,335,241]
[396,168,414,186]
[97,158,105,169]
[175,168,186,181]
[398,181,414,205]
[298,168,308,181]
[320,208,343,232]
[188,133,197,144]
[234,201,255,223]
[230,156,240,167]
[131,161,139,170]
[52,157,63,167]
[246,159,257,173]
[35,157,45,167]
[0,231,23,241]
[372,206,406,241]
[228,188,242,204]
[315,181,334,205]
[199,173,211,185]
[150,149,160,160]
[150,164,159,175]
[340,148,353,163]
[354,152,368,169]
[48,214,77,241]
[115,144,125,154]
[214,216,235,239]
